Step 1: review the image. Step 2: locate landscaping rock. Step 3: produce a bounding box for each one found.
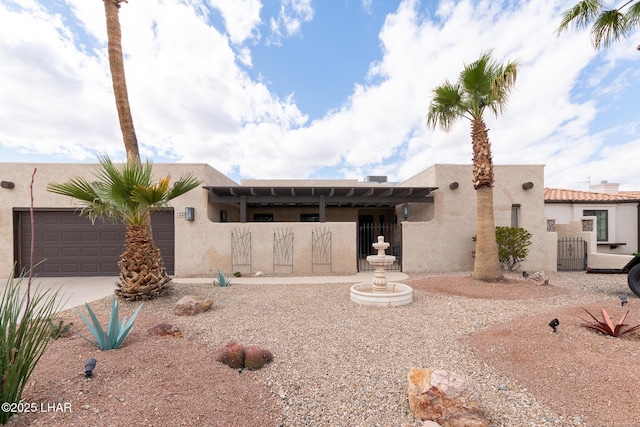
[408,367,488,427]
[173,295,213,316]
[528,271,549,286]
[148,322,182,338]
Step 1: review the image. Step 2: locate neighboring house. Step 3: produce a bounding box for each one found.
[544,181,639,270]
[0,162,557,278]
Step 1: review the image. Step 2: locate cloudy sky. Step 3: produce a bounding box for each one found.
[1,0,639,190]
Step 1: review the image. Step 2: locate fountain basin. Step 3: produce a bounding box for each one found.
[350,282,413,307]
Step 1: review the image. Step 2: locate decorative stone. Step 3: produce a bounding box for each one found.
[148,322,182,338]
[528,271,549,286]
[407,367,488,427]
[173,295,213,316]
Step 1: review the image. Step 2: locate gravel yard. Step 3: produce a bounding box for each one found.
[7,271,639,427]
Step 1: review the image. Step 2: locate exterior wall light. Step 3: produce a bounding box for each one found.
[185,207,195,221]
[1,181,15,189]
[522,182,534,190]
[449,182,459,190]
[402,203,410,221]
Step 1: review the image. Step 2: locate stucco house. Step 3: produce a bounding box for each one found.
[1,162,558,278]
[544,181,640,270]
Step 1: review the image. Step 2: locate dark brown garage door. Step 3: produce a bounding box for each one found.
[16,210,174,277]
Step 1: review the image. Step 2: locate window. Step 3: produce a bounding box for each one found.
[300,213,319,222]
[253,213,273,222]
[583,210,608,241]
[511,204,520,228]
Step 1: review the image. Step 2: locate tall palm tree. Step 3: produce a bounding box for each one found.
[47,155,201,301]
[426,52,518,281]
[556,0,640,50]
[104,0,140,163]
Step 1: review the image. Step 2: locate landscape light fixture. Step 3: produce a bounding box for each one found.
[85,357,97,378]
[522,271,528,279]
[619,295,628,306]
[548,318,559,333]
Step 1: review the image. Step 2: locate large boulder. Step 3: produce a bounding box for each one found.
[173,295,213,316]
[407,367,488,427]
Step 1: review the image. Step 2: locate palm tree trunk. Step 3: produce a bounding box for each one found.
[473,187,503,280]
[116,225,172,301]
[471,117,503,281]
[471,116,493,189]
[104,0,140,165]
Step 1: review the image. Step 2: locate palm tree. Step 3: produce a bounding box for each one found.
[556,0,640,50]
[426,52,518,281]
[47,155,201,300]
[104,0,140,163]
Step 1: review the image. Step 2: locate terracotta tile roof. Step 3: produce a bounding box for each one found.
[620,191,640,199]
[544,188,640,202]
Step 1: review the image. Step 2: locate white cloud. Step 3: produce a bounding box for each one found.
[1,0,639,191]
[361,0,373,14]
[209,0,262,45]
[268,0,314,45]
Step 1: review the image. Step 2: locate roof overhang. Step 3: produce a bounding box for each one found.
[203,185,437,208]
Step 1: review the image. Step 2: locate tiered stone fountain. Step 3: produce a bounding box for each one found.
[350,235,413,307]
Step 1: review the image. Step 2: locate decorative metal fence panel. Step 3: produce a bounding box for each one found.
[231,228,252,273]
[557,237,587,271]
[273,228,294,272]
[312,227,332,272]
[358,223,401,272]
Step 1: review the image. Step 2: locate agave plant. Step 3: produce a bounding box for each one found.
[581,308,640,337]
[215,269,231,287]
[76,297,143,350]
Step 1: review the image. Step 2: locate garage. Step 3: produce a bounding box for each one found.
[15,209,175,277]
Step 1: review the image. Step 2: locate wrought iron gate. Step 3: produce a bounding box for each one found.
[358,223,401,272]
[557,237,587,271]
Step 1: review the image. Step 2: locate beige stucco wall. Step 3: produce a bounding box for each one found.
[0,162,235,277]
[1,161,559,277]
[399,164,557,273]
[178,222,357,277]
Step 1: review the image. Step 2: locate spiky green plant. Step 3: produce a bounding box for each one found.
[0,268,62,424]
[215,270,231,287]
[76,297,143,350]
[49,318,73,339]
[581,308,640,337]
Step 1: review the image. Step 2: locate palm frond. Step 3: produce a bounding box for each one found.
[48,155,201,227]
[592,8,629,49]
[167,173,202,199]
[489,60,518,116]
[627,1,640,28]
[556,0,604,34]
[426,81,465,131]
